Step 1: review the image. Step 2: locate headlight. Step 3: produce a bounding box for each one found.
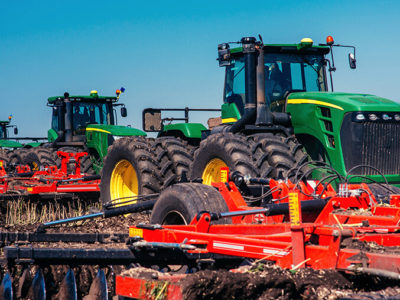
[382,114,391,121]
[355,113,365,121]
[369,114,378,121]
[395,114,400,121]
[113,136,123,141]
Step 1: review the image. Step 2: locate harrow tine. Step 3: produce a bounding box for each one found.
[31,269,46,300]
[56,268,77,300]
[0,272,13,300]
[87,269,108,299]
[17,268,32,298]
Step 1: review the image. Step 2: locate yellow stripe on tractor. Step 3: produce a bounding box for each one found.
[287,99,344,111]
[86,128,112,134]
[222,118,238,123]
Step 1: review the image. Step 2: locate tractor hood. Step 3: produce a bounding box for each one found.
[0,140,23,148]
[86,124,146,137]
[287,92,400,112]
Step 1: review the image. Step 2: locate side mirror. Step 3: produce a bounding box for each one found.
[14,127,18,135]
[121,107,127,118]
[349,53,356,69]
[142,108,162,132]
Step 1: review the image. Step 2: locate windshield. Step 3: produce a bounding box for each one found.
[72,102,113,134]
[0,125,6,139]
[224,52,327,113]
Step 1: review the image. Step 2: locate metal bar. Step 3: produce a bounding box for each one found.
[40,212,103,228]
[58,174,101,183]
[213,199,326,220]
[5,247,136,266]
[218,208,269,219]
[0,232,128,243]
[148,108,221,112]
[40,200,156,229]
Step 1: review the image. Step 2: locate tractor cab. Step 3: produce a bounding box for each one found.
[0,122,9,139]
[46,89,146,174]
[222,39,330,115]
[48,90,128,144]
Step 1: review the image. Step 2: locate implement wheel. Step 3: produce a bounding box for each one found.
[190,132,257,185]
[100,137,162,206]
[150,183,230,225]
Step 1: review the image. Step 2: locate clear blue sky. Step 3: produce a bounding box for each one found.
[1,0,399,137]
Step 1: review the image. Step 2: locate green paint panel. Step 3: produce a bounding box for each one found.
[48,128,58,142]
[286,91,400,182]
[163,123,207,139]
[0,140,23,148]
[25,142,42,148]
[86,124,146,136]
[221,103,241,121]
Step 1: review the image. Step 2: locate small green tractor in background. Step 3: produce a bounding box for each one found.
[43,88,147,174]
[5,89,149,174]
[0,116,47,167]
[102,35,400,209]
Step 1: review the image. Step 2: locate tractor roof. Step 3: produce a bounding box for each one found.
[47,94,118,104]
[230,43,330,55]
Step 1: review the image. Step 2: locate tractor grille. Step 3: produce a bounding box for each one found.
[340,113,400,175]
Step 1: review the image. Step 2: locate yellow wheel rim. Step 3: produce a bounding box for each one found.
[110,159,138,206]
[202,158,228,186]
[32,161,39,171]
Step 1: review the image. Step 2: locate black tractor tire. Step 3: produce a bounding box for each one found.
[150,183,231,225]
[100,136,162,206]
[53,146,95,174]
[153,137,193,188]
[189,132,257,185]
[249,133,309,181]
[8,148,29,166]
[22,147,56,171]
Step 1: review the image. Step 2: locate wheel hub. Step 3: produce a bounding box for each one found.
[110,159,138,205]
[202,158,228,185]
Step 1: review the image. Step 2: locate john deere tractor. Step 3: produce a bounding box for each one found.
[189,36,400,197]
[22,89,148,175]
[0,116,45,167]
[0,117,21,165]
[101,36,400,208]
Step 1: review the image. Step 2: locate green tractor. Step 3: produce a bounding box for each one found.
[101,35,400,208]
[0,116,45,167]
[0,116,22,165]
[18,89,147,174]
[34,88,149,174]
[0,117,22,149]
[188,35,400,197]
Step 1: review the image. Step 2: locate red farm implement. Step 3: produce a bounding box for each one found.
[0,151,100,198]
[2,170,400,299]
